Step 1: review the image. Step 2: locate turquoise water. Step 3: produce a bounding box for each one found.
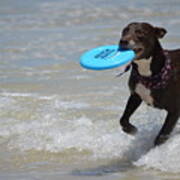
[0,0,180,179]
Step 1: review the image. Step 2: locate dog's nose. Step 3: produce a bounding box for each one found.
[120,39,128,46]
[119,39,129,50]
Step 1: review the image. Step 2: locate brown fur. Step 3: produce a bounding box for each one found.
[119,22,180,146]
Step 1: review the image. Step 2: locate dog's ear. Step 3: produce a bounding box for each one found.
[154,27,167,39]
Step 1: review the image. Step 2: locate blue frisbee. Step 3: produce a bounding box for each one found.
[80,45,135,70]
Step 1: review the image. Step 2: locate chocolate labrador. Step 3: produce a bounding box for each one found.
[119,22,180,146]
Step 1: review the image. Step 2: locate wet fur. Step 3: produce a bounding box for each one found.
[119,22,180,146]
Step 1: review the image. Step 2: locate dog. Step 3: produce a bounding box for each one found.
[119,22,180,146]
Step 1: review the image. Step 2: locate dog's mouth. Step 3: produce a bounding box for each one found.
[133,47,144,58]
[120,46,144,60]
[134,47,143,53]
[119,40,144,59]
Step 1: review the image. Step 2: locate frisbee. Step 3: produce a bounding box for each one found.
[80,45,135,70]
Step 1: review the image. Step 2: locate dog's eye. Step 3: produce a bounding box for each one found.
[135,30,145,39]
[135,30,143,35]
[123,28,129,35]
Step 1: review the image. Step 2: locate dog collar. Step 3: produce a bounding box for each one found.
[132,51,172,89]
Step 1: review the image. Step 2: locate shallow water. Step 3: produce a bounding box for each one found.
[1,0,180,179]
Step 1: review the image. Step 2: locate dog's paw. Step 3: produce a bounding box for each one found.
[154,135,169,146]
[122,123,138,135]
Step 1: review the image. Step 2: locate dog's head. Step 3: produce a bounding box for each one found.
[119,22,167,60]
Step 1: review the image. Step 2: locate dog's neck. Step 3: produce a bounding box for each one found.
[133,41,166,77]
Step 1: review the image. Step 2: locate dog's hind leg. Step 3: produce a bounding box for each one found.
[120,93,142,134]
[154,111,179,146]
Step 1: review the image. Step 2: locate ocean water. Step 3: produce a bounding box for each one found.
[1,0,180,179]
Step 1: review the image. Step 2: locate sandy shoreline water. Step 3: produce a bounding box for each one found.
[1,0,180,179]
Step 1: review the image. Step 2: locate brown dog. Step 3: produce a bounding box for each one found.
[119,22,180,146]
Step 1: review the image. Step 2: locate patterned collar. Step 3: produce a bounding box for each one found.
[132,51,172,89]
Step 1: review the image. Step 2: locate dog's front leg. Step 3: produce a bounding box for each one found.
[120,93,142,134]
[154,112,179,146]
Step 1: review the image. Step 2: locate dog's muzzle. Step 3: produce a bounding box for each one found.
[119,39,130,50]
